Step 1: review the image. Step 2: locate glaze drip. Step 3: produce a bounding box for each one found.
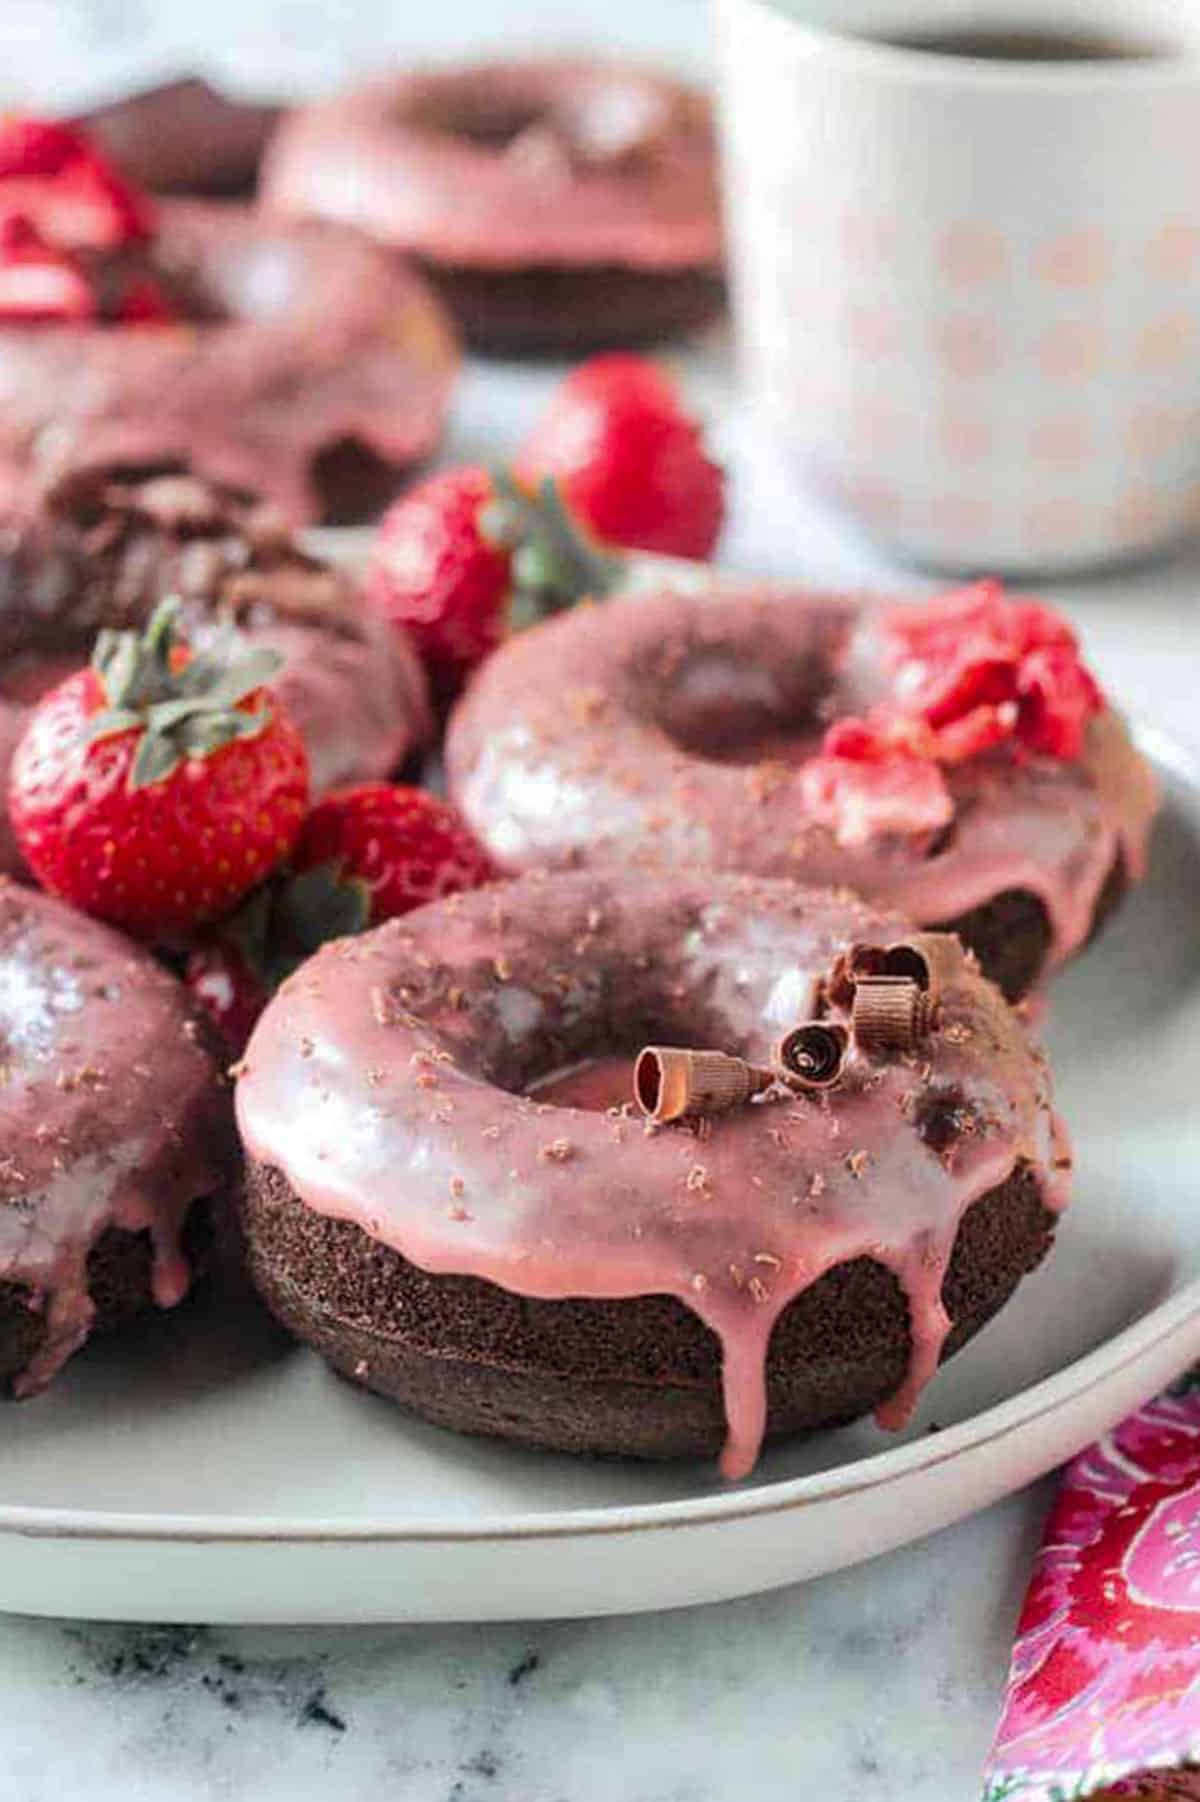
[236,870,1068,1478]
[0,880,230,1393]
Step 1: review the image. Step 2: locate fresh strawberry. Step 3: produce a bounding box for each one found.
[293,782,496,915]
[0,214,94,323]
[517,353,725,560]
[184,938,269,1054]
[10,601,309,940]
[0,115,154,250]
[367,465,621,702]
[186,784,496,1050]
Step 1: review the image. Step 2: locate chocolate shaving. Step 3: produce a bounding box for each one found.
[851,976,938,1056]
[633,1047,774,1124]
[775,1022,848,1091]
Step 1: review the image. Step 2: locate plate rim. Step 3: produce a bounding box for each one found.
[3,726,1197,1548]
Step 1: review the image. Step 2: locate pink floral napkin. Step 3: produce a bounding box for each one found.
[983,1376,1200,1802]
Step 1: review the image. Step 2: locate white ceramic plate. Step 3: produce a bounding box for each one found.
[1,735,1198,1625]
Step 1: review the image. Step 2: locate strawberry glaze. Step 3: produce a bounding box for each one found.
[0,880,231,1393]
[446,584,1158,979]
[236,869,1068,1479]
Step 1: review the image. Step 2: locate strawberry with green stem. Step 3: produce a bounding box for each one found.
[367,464,623,703]
[10,599,309,940]
[187,782,497,1050]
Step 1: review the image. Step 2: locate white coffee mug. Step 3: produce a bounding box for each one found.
[715,0,1200,573]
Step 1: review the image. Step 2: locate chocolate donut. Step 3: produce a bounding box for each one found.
[0,880,233,1394]
[0,471,432,876]
[236,868,1067,1476]
[0,200,458,524]
[446,583,1158,1000]
[79,78,284,200]
[261,60,724,355]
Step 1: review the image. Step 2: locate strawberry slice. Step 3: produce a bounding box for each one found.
[801,736,953,849]
[0,213,93,322]
[930,701,1019,764]
[880,581,1102,763]
[882,579,1010,665]
[0,160,153,249]
[1016,644,1103,759]
[0,116,155,250]
[0,117,91,178]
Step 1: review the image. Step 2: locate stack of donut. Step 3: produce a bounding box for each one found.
[0,65,1164,1487]
[235,572,1157,1475]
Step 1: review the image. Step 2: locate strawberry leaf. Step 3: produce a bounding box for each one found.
[482,468,625,633]
[88,596,283,791]
[225,860,371,993]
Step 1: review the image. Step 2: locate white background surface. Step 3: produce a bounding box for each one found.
[3,1,1200,1797]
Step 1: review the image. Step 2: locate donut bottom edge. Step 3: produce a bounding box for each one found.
[417,259,725,355]
[240,1160,1055,1465]
[0,1197,219,1399]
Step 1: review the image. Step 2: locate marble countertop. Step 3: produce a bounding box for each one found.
[6,4,1200,1798]
[1,1486,1048,1802]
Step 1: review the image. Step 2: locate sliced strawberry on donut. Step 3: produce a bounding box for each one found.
[0,115,155,249]
[1016,642,1103,759]
[188,784,496,1049]
[801,714,953,849]
[367,464,622,702]
[881,580,1102,763]
[0,214,94,322]
[10,600,309,939]
[0,156,155,250]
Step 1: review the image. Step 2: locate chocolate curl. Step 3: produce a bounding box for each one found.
[851,976,938,1055]
[634,1047,774,1123]
[827,933,955,1011]
[882,931,959,996]
[775,1022,848,1091]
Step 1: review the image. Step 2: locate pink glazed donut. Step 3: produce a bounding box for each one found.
[446,580,1158,999]
[261,59,724,354]
[0,880,233,1396]
[236,867,1068,1477]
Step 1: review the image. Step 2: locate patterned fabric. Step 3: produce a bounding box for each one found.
[983,1378,1200,1802]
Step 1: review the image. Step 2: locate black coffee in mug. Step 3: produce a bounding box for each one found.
[871,23,1172,61]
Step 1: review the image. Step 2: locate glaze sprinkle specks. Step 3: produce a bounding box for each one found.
[237,869,1067,1478]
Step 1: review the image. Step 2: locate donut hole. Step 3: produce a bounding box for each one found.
[516,1018,714,1113]
[404,70,669,169]
[407,80,550,150]
[312,436,405,525]
[643,645,832,764]
[452,966,730,1112]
